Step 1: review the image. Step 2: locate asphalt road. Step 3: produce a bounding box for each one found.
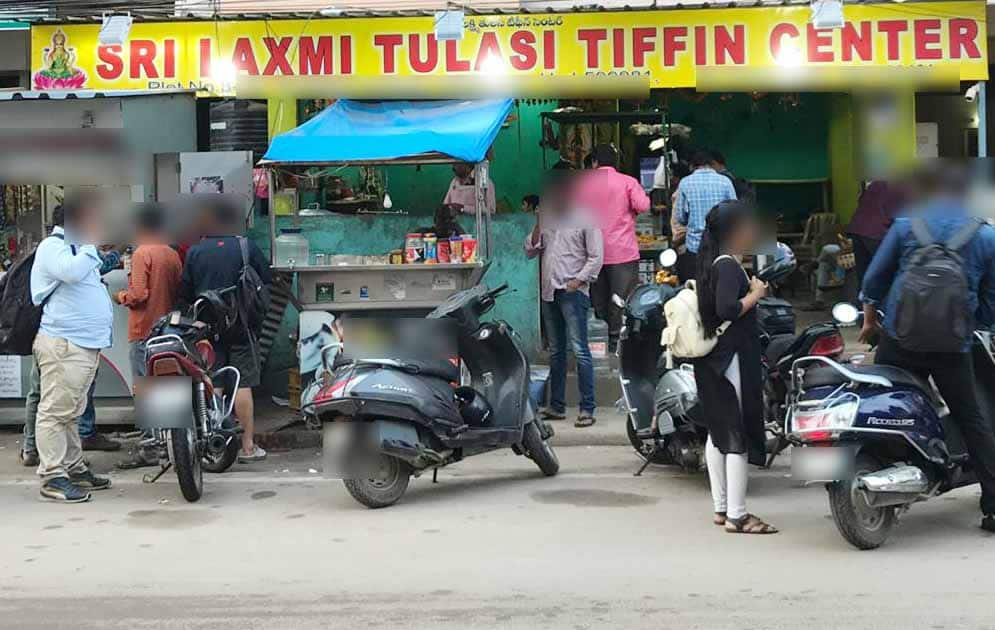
[0,439,993,629]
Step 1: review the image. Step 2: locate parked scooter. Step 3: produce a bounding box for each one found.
[787,303,995,549]
[619,244,847,472]
[139,290,243,502]
[308,279,559,509]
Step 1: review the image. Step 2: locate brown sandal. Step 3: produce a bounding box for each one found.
[725,513,779,534]
[713,512,727,526]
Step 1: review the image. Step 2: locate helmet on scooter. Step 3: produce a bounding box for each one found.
[755,242,796,284]
[454,386,493,427]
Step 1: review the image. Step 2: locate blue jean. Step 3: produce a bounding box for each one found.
[77,376,97,439]
[542,289,595,414]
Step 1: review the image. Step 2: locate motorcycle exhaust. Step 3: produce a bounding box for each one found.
[856,465,929,494]
[207,434,229,455]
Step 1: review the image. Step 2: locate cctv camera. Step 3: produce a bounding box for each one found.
[965,83,980,103]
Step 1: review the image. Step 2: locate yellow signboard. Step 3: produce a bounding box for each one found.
[30,1,986,94]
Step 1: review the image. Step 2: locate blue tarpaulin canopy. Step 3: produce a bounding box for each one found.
[262,99,513,165]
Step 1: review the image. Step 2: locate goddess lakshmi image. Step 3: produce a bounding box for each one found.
[33,30,88,89]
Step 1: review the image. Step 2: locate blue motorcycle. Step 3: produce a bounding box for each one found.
[787,305,995,549]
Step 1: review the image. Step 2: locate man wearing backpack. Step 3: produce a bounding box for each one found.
[860,177,995,532]
[30,192,114,503]
[180,196,271,463]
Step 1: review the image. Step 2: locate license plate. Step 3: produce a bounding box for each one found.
[135,377,193,430]
[791,446,855,482]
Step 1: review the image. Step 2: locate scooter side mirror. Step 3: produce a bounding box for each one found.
[831,302,860,327]
[659,248,678,268]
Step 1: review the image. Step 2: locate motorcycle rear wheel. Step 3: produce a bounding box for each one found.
[343,454,412,508]
[827,454,896,550]
[202,435,240,473]
[523,421,560,476]
[170,428,204,503]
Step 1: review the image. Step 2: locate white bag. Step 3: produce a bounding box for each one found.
[660,256,735,367]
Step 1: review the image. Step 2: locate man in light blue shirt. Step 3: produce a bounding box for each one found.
[30,195,114,503]
[674,151,738,280]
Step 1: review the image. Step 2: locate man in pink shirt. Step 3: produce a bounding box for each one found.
[573,144,651,350]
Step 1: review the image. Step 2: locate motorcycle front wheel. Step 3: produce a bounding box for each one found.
[170,428,204,502]
[343,454,412,509]
[523,421,560,476]
[827,454,896,550]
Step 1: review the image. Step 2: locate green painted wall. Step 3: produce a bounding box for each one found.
[829,93,860,224]
[255,94,831,391]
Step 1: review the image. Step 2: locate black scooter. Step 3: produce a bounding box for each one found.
[619,244,847,473]
[307,282,559,508]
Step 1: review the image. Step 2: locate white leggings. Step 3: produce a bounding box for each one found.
[705,354,749,520]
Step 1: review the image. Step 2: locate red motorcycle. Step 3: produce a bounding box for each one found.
[138,290,242,502]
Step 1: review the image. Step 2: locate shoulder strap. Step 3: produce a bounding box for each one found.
[712,254,734,266]
[910,218,934,248]
[945,218,984,252]
[237,236,250,268]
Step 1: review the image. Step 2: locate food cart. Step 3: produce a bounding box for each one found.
[259,99,512,313]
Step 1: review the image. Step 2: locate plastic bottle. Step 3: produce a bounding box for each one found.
[588,314,611,374]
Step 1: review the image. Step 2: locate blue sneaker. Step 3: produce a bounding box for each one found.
[40,477,91,503]
[69,470,112,491]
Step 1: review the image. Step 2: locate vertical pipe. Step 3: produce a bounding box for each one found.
[268,167,277,266]
[978,81,987,158]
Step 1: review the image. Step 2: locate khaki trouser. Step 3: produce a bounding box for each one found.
[33,333,100,482]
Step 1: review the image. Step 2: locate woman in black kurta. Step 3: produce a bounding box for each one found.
[694,201,777,534]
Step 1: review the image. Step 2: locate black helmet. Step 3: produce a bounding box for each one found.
[193,289,236,332]
[454,386,493,427]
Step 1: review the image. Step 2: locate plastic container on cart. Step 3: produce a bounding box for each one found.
[275,228,310,268]
[588,314,611,374]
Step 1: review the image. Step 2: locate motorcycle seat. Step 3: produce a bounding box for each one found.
[765,334,796,366]
[802,364,939,403]
[362,358,460,383]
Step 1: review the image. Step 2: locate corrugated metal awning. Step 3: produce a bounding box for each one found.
[0,89,197,101]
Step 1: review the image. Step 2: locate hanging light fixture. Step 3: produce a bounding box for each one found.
[810,0,845,29]
[99,12,133,46]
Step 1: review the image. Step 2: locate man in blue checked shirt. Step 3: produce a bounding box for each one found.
[673,151,738,281]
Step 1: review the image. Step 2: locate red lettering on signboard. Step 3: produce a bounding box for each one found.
[96,45,123,80]
[715,25,745,64]
[949,19,980,59]
[662,26,687,66]
[877,21,908,61]
[341,35,353,74]
[769,23,800,59]
[445,40,471,72]
[577,29,607,68]
[841,21,872,62]
[542,31,556,70]
[374,34,403,73]
[262,37,294,75]
[807,24,834,62]
[163,39,175,77]
[199,38,211,77]
[231,37,259,74]
[612,29,625,67]
[509,30,537,71]
[632,28,655,67]
[475,31,503,70]
[409,34,438,73]
[300,36,333,75]
[694,26,707,65]
[130,40,158,78]
[913,19,942,60]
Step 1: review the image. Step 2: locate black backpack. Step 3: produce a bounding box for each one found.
[894,218,983,353]
[234,236,270,337]
[0,234,67,356]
